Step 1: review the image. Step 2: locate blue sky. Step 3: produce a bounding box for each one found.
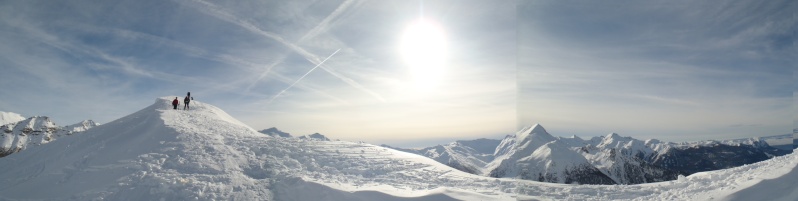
[518,0,796,141]
[0,0,793,147]
[0,0,516,147]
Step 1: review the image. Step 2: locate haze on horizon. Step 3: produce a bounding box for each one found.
[0,0,793,147]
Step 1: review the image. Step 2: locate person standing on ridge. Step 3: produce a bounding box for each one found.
[172,97,179,110]
[184,92,191,110]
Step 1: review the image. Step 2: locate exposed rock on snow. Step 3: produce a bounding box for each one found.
[1,116,59,157]
[0,117,99,157]
[486,124,614,184]
[418,123,791,185]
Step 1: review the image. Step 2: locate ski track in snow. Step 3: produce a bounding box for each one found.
[0,97,796,200]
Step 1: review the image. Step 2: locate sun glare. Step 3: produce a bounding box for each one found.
[400,18,448,91]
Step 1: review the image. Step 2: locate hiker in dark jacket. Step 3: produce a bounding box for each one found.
[172,97,179,110]
[183,95,191,110]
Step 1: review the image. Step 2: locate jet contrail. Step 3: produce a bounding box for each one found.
[248,0,359,92]
[183,0,385,102]
[267,49,341,104]
[298,0,359,42]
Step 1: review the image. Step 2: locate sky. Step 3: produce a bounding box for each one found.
[0,0,794,147]
[0,0,516,147]
[518,0,796,142]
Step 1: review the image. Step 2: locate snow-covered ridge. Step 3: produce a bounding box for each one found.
[0,97,509,200]
[392,123,790,185]
[258,127,331,141]
[1,98,796,200]
[297,133,330,141]
[258,127,292,138]
[381,138,501,175]
[1,115,99,157]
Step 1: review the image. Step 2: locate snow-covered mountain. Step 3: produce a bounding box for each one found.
[485,124,615,184]
[0,116,99,157]
[258,127,293,138]
[0,111,25,125]
[258,127,330,141]
[393,124,789,185]
[1,97,796,200]
[382,138,500,174]
[297,132,330,141]
[62,120,101,134]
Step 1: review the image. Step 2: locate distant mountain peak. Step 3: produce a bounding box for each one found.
[299,133,330,141]
[517,123,554,143]
[258,127,292,138]
[62,120,100,134]
[0,111,25,126]
[0,114,106,158]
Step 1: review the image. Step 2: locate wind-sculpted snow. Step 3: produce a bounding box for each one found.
[0,98,796,200]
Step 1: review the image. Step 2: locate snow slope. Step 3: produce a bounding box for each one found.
[0,98,796,200]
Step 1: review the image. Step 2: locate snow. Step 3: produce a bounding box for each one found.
[61,120,101,134]
[1,116,101,157]
[0,111,25,125]
[0,97,796,200]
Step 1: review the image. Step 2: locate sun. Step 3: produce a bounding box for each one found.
[400,18,448,90]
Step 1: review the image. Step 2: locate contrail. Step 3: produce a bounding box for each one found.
[267,49,341,104]
[183,0,385,102]
[298,0,359,42]
[248,0,359,92]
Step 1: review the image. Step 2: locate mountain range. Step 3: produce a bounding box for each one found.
[0,98,796,200]
[1,112,99,157]
[257,127,330,141]
[388,124,791,185]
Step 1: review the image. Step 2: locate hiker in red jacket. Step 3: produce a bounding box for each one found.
[172,97,179,110]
